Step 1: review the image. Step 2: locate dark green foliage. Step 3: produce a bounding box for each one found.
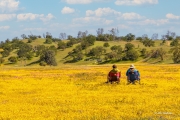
[39,61,47,66]
[8,56,17,63]
[35,45,46,57]
[45,38,52,44]
[125,43,135,51]
[85,34,96,46]
[73,45,82,53]
[111,45,122,53]
[170,39,179,46]
[66,40,75,47]
[0,57,5,64]
[17,44,33,60]
[125,33,135,42]
[28,35,37,40]
[88,46,106,58]
[136,37,143,41]
[2,50,10,57]
[27,39,33,43]
[169,45,180,63]
[103,42,110,47]
[124,49,139,61]
[68,51,84,61]
[57,41,66,50]
[52,38,61,42]
[142,39,155,47]
[40,50,57,66]
[141,48,147,57]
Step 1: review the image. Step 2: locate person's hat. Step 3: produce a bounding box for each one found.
[129,64,135,69]
[112,64,117,68]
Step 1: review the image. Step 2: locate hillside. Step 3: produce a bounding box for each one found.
[0,38,175,67]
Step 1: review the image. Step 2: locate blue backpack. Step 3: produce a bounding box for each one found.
[127,70,140,80]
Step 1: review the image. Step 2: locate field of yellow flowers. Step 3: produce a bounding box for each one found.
[0,64,180,120]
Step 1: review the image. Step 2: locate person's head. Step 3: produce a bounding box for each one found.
[112,64,117,69]
[129,64,135,71]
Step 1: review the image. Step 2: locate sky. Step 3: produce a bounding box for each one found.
[0,0,180,41]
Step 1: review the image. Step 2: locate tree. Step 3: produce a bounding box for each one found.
[68,51,84,61]
[85,34,96,46]
[142,34,148,40]
[8,56,17,63]
[136,37,143,41]
[170,39,179,46]
[142,39,155,47]
[124,49,139,61]
[109,28,119,40]
[40,50,57,66]
[2,50,10,57]
[59,33,66,40]
[35,45,46,57]
[96,28,104,36]
[77,30,88,38]
[45,38,52,44]
[125,33,135,42]
[162,30,176,40]
[169,45,180,63]
[151,33,158,40]
[103,42,110,47]
[88,46,106,58]
[0,57,5,65]
[125,43,135,51]
[17,44,33,60]
[46,32,52,39]
[58,41,66,50]
[157,48,167,61]
[21,34,27,39]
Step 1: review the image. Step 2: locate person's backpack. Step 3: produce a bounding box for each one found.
[128,70,139,80]
[109,71,120,78]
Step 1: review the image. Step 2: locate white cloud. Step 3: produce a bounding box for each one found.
[40,13,54,22]
[61,6,75,14]
[17,13,54,22]
[73,17,113,25]
[104,20,114,25]
[23,27,47,32]
[166,13,180,20]
[121,12,144,20]
[86,7,121,17]
[64,0,92,4]
[115,0,158,6]
[17,13,43,21]
[0,26,10,30]
[0,14,16,21]
[128,19,169,26]
[0,0,19,12]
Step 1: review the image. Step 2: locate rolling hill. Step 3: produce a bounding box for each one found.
[0,38,175,67]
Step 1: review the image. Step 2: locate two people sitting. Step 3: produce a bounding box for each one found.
[107,64,140,84]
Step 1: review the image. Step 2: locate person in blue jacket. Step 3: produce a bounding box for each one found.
[126,64,140,84]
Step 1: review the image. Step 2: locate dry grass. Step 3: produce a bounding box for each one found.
[0,64,180,120]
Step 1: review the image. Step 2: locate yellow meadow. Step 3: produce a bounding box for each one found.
[0,65,180,120]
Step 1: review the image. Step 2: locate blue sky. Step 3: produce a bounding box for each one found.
[0,0,180,41]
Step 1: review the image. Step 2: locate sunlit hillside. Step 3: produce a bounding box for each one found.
[1,38,175,67]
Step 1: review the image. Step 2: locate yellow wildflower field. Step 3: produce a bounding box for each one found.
[0,65,180,120]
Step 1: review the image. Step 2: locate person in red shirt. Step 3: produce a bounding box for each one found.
[106,64,121,84]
